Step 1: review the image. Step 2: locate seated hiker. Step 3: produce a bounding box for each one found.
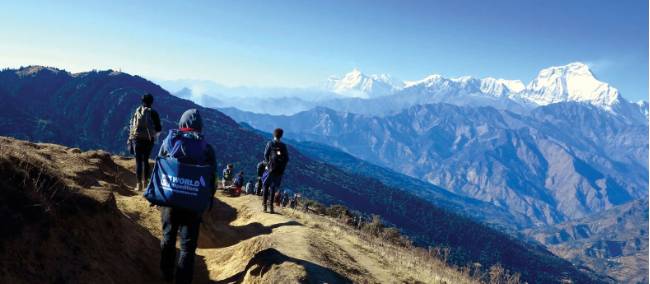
[229,171,244,196]
[281,191,290,207]
[289,193,298,209]
[245,181,254,195]
[155,109,216,284]
[222,164,234,188]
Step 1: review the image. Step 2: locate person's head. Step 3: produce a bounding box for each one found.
[227,164,233,169]
[273,128,284,140]
[142,93,154,107]
[178,109,203,132]
[239,171,244,175]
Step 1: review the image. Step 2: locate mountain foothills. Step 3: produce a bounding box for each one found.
[0,66,606,283]
[525,199,649,284]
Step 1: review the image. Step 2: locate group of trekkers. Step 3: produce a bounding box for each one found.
[126,93,290,284]
[220,161,301,210]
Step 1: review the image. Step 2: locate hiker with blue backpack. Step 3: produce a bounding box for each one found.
[262,128,289,213]
[127,93,162,191]
[144,109,216,284]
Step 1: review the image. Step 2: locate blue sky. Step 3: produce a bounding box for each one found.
[1,0,648,101]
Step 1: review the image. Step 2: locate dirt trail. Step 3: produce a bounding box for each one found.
[0,137,473,284]
[112,155,476,284]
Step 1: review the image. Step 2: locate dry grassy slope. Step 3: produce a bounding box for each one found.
[0,136,474,284]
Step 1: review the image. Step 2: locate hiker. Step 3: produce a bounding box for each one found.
[281,191,290,207]
[222,164,234,189]
[256,161,266,196]
[230,171,244,196]
[274,189,282,207]
[128,93,162,191]
[245,181,254,195]
[262,128,289,213]
[156,109,216,284]
[289,193,300,209]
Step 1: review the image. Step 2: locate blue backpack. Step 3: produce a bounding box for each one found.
[144,130,215,213]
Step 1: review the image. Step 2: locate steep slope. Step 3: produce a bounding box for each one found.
[0,136,480,284]
[223,104,648,226]
[288,139,532,230]
[525,199,649,284]
[0,67,606,283]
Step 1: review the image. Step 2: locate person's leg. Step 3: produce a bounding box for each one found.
[176,214,201,284]
[269,175,282,213]
[262,183,270,211]
[142,140,154,185]
[268,184,276,213]
[134,141,145,184]
[160,208,179,281]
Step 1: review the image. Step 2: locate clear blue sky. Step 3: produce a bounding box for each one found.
[1,0,648,101]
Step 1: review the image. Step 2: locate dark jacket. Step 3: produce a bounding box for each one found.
[264,139,289,175]
[233,174,245,188]
[158,109,216,171]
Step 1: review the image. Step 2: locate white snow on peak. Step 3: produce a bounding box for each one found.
[326,62,629,112]
[480,77,526,97]
[524,62,621,109]
[404,74,444,88]
[327,68,402,98]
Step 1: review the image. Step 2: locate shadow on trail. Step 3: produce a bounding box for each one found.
[215,248,352,284]
[198,196,302,249]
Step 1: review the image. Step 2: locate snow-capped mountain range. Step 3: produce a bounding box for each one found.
[326,62,632,112]
[325,68,403,98]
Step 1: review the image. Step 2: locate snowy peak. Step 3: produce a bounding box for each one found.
[480,77,525,97]
[324,62,631,113]
[327,69,402,98]
[525,62,622,109]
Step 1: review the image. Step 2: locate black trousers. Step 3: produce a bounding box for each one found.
[262,174,283,210]
[134,139,154,183]
[160,207,201,284]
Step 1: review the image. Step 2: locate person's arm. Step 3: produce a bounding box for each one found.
[157,132,169,157]
[151,110,162,133]
[127,111,135,142]
[283,143,289,164]
[206,144,217,172]
[264,141,271,164]
[206,144,217,209]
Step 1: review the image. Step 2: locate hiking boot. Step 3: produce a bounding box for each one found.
[263,205,267,213]
[269,206,275,214]
[135,181,143,191]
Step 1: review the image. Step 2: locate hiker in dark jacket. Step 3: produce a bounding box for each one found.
[128,93,162,191]
[262,128,289,213]
[157,109,216,284]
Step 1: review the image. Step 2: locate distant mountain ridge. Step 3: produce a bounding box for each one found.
[316,63,647,123]
[222,103,648,226]
[166,62,648,118]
